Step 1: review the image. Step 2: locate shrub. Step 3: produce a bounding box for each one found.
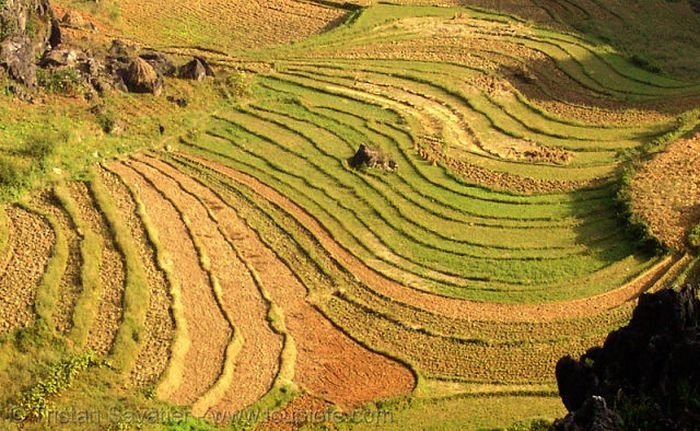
[504,419,552,431]
[11,352,101,422]
[629,54,662,74]
[217,71,253,101]
[21,134,56,161]
[96,110,119,134]
[689,223,700,249]
[37,68,84,96]
[0,155,23,189]
[616,165,665,254]
[163,416,218,431]
[0,130,65,201]
[617,394,666,431]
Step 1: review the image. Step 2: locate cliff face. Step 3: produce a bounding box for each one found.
[554,286,700,431]
[0,0,59,86]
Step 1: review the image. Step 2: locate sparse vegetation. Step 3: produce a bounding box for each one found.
[11,352,101,422]
[217,71,254,101]
[37,68,84,96]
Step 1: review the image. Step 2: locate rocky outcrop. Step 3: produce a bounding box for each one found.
[553,396,624,431]
[349,144,398,172]
[1,1,175,99]
[103,40,167,96]
[554,285,700,431]
[124,57,162,95]
[60,10,94,30]
[139,51,175,77]
[0,0,60,86]
[40,45,83,68]
[178,56,214,81]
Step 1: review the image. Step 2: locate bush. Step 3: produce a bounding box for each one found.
[0,156,23,189]
[163,416,218,431]
[617,394,666,431]
[217,71,253,101]
[0,130,65,201]
[689,223,700,249]
[616,165,665,254]
[37,68,84,96]
[11,352,101,422]
[96,110,120,134]
[21,135,56,161]
[629,54,662,74]
[503,419,552,431]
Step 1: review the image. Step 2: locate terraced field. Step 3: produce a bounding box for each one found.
[2,2,699,430]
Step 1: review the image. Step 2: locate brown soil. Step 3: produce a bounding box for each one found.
[630,132,700,251]
[68,182,127,356]
[108,161,231,405]
[0,207,55,334]
[97,166,175,387]
[154,154,415,410]
[182,153,674,322]
[29,190,83,334]
[126,156,282,413]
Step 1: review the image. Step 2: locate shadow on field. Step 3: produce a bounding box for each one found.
[459,0,700,81]
[495,53,700,121]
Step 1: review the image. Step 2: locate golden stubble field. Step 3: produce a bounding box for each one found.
[1,1,699,430]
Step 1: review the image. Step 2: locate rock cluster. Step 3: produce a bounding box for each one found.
[0,0,60,87]
[124,57,162,95]
[1,1,216,99]
[348,144,398,172]
[178,56,215,82]
[554,285,700,431]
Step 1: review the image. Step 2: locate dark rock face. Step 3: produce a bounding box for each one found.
[179,58,206,81]
[0,0,57,86]
[140,51,176,77]
[40,46,83,68]
[178,56,214,81]
[1,2,174,99]
[554,285,700,431]
[107,39,134,60]
[553,396,624,431]
[0,34,36,86]
[349,144,398,172]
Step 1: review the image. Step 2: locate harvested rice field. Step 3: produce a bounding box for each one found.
[1,0,699,430]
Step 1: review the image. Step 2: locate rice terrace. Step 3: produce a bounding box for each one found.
[0,0,699,430]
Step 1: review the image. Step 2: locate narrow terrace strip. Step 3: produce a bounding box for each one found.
[97,167,175,387]
[50,186,86,334]
[67,182,126,356]
[108,161,231,405]
[128,157,282,414]
[0,207,55,333]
